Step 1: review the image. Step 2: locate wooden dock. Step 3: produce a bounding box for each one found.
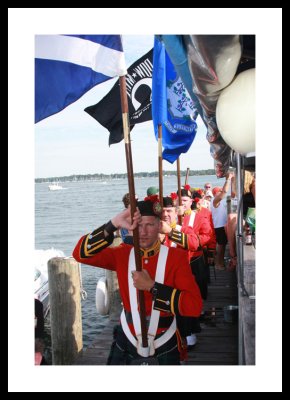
[75,266,238,366]
[186,266,238,365]
[74,312,120,365]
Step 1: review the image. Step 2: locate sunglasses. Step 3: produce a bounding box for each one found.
[205,186,211,189]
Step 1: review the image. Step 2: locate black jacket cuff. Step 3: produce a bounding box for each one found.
[169,229,188,249]
[80,224,114,258]
[152,282,182,316]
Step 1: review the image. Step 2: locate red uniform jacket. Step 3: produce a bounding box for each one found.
[168,208,216,261]
[73,225,203,336]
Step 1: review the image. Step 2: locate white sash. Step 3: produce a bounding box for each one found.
[188,211,196,228]
[120,245,176,357]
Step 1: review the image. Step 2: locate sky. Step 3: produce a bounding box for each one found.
[34,34,211,179]
[8,8,282,393]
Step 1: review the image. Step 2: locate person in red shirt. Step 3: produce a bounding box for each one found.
[161,188,216,348]
[73,197,202,365]
[168,187,216,299]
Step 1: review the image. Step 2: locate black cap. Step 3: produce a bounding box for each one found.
[137,199,162,217]
[178,185,191,198]
[191,190,203,210]
[191,190,203,200]
[163,196,174,208]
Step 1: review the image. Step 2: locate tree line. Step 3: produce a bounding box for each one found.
[35,169,216,183]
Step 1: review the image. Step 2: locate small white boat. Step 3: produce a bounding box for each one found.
[48,182,63,191]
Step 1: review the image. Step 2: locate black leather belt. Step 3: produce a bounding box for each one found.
[124,310,173,329]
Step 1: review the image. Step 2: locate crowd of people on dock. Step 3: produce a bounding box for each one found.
[71,171,255,365]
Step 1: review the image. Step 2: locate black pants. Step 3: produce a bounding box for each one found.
[175,255,208,337]
[107,325,180,365]
[176,314,201,337]
[190,255,208,300]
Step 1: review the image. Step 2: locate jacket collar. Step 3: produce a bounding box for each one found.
[140,240,161,257]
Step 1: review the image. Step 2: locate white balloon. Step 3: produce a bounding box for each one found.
[216,68,255,155]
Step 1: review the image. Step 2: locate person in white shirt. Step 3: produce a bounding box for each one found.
[202,189,214,210]
[211,173,234,269]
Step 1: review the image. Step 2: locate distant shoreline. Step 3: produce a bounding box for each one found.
[35,169,216,183]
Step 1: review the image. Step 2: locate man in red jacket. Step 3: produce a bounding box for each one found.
[73,197,202,365]
[161,188,216,348]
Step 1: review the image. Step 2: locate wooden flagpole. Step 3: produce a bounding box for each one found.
[185,167,190,186]
[158,125,163,207]
[119,76,148,348]
[177,158,182,225]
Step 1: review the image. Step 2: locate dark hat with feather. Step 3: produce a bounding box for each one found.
[191,189,203,210]
[163,192,178,208]
[137,195,162,217]
[178,184,191,198]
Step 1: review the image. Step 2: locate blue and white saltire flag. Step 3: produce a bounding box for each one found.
[152,37,198,164]
[35,35,127,123]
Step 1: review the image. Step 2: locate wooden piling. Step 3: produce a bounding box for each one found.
[48,257,83,365]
